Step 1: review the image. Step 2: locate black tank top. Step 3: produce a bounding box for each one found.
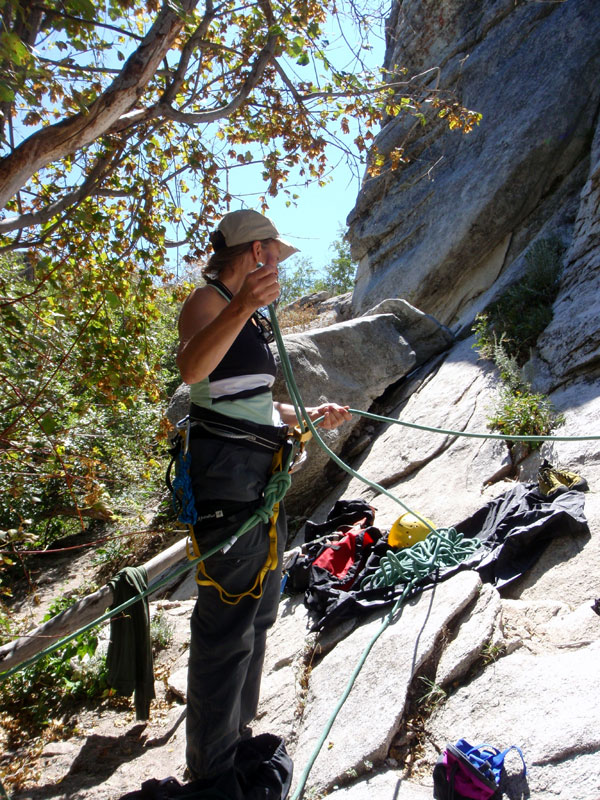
[205,279,276,403]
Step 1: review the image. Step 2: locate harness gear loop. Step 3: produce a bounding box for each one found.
[166,418,198,526]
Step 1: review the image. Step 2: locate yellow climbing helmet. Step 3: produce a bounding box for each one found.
[389,511,436,548]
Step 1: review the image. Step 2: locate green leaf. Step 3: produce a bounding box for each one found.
[70,0,95,17]
[40,413,59,435]
[0,82,15,102]
[0,32,31,66]
[105,291,120,309]
[287,35,306,57]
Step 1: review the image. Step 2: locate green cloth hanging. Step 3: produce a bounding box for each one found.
[106,566,155,720]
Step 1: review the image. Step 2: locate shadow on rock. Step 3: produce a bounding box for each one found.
[17,709,186,800]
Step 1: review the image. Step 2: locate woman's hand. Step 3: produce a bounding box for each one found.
[235,263,280,314]
[274,402,352,430]
[308,403,352,430]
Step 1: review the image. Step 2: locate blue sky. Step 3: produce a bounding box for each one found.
[166,151,367,277]
[215,158,366,272]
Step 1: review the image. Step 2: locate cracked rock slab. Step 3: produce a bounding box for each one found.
[425,639,600,800]
[435,582,503,687]
[253,595,313,743]
[291,571,481,795]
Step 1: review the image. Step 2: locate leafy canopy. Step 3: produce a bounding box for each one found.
[0,0,480,257]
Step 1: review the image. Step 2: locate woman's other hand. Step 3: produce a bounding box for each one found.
[309,403,352,430]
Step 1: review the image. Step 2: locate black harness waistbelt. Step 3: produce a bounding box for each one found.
[189,403,289,453]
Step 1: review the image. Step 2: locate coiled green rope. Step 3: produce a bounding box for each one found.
[288,528,480,800]
[362,527,481,591]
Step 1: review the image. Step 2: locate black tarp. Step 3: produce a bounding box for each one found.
[290,485,588,631]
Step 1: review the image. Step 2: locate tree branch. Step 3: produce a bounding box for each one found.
[0,148,120,233]
[154,31,280,126]
[0,0,201,207]
[162,0,216,106]
[273,59,306,106]
[31,3,145,41]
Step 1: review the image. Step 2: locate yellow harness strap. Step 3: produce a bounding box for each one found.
[188,447,284,606]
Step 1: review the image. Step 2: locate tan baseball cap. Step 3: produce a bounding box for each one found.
[214,209,299,261]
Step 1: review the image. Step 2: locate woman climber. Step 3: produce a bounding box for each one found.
[176,208,351,797]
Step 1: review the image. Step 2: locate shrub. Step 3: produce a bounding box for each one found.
[473,235,565,366]
[0,596,108,742]
[488,387,562,440]
[473,236,565,448]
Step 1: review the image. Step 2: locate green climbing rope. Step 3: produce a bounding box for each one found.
[362,527,481,591]
[346,408,600,442]
[268,303,599,540]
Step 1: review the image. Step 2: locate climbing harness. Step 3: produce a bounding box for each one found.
[186,445,287,605]
[166,404,313,605]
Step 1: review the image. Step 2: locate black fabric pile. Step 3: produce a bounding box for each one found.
[287,484,589,632]
[119,733,293,800]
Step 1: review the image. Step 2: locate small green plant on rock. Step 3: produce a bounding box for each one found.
[473,236,565,448]
[417,676,447,711]
[480,640,507,666]
[151,608,174,654]
[489,387,561,441]
[473,235,565,365]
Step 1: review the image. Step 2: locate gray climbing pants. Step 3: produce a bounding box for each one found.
[186,436,287,781]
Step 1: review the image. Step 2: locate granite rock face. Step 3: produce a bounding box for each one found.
[537,115,600,384]
[348,0,600,333]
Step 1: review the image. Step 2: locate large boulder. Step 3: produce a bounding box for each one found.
[348,0,600,331]
[362,298,454,365]
[425,640,600,799]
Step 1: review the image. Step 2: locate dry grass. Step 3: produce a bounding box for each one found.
[277,304,321,333]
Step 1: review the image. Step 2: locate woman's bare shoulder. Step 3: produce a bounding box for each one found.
[178,284,227,342]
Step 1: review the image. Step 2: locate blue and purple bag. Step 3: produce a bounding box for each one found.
[433,739,526,800]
